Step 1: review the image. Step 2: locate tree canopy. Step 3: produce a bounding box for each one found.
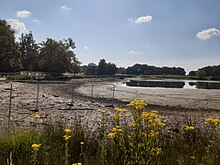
[0,19,21,72]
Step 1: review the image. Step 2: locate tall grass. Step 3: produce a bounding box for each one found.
[0,100,219,165]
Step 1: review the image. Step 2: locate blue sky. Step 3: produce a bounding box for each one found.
[1,0,220,73]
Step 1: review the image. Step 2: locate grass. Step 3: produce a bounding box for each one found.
[0,100,220,165]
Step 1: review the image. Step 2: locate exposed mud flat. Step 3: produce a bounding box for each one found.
[1,78,220,130]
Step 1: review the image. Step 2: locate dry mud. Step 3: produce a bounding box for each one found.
[1,78,220,130]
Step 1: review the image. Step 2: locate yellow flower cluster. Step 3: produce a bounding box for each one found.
[127,99,147,111]
[101,109,107,115]
[204,117,220,125]
[64,128,72,141]
[113,113,122,121]
[150,147,163,157]
[108,126,123,139]
[32,114,40,119]
[184,126,195,131]
[128,123,137,128]
[114,108,128,113]
[32,144,41,151]
[141,110,166,127]
[64,128,71,134]
[72,163,82,165]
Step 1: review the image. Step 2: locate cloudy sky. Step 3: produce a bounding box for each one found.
[1,0,220,73]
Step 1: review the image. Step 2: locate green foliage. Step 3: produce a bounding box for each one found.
[19,32,39,71]
[197,69,206,79]
[38,38,74,73]
[126,64,186,75]
[0,19,21,72]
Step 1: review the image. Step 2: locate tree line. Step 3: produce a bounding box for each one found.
[0,19,80,74]
[189,65,220,78]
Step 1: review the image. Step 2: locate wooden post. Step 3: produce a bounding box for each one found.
[8,81,13,130]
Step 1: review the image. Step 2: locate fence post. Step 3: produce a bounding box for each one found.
[112,84,115,99]
[8,81,13,130]
[71,83,74,105]
[91,82,94,98]
[35,81,40,111]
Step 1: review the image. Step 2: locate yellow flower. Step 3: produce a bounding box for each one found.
[204,117,220,125]
[184,126,195,131]
[72,163,82,165]
[101,109,107,114]
[64,128,71,134]
[80,142,84,145]
[115,108,128,113]
[149,131,159,138]
[113,113,122,121]
[32,114,40,119]
[32,144,41,151]
[127,99,147,111]
[128,123,137,128]
[108,132,116,139]
[150,147,163,157]
[63,135,71,141]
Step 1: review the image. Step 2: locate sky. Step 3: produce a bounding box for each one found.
[1,0,220,73]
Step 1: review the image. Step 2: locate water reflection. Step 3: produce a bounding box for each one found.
[126,80,220,90]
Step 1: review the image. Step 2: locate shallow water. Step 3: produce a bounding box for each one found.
[125,79,220,90]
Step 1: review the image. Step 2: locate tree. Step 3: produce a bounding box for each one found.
[106,62,117,76]
[97,59,107,75]
[38,38,80,73]
[188,71,196,76]
[0,19,21,72]
[19,31,39,71]
[197,69,206,79]
[85,63,97,75]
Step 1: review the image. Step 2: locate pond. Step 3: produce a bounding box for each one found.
[125,79,220,90]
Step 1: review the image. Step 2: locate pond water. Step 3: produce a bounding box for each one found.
[125,79,220,90]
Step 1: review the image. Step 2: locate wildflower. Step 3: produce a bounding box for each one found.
[72,163,82,165]
[204,117,220,125]
[150,147,163,157]
[115,108,128,113]
[32,114,40,119]
[153,119,166,127]
[32,144,41,151]
[184,126,195,131]
[128,123,137,128]
[113,113,122,121]
[127,99,147,111]
[80,142,84,145]
[108,132,116,139]
[101,109,107,114]
[63,135,71,141]
[64,128,71,134]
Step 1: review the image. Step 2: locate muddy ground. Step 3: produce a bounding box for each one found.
[0,77,220,130]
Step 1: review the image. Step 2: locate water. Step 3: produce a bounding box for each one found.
[125,79,220,90]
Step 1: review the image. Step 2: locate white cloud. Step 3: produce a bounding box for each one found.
[83,46,89,51]
[128,15,152,24]
[135,15,152,24]
[128,50,142,55]
[6,19,28,36]
[197,28,220,40]
[60,5,72,11]
[33,19,40,23]
[16,10,32,18]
